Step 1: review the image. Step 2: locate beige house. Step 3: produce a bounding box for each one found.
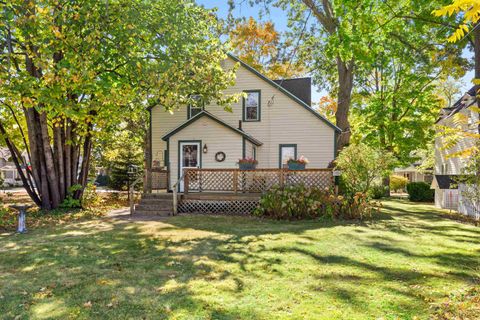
[433,86,479,217]
[149,54,340,191]
[394,163,432,184]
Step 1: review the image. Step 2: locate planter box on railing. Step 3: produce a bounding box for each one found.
[287,163,306,170]
[239,163,257,170]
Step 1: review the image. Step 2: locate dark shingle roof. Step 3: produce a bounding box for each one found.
[434,175,457,189]
[273,78,311,106]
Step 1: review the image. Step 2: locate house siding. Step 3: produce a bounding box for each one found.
[151,57,336,189]
[435,109,478,175]
[168,116,243,187]
[434,104,479,218]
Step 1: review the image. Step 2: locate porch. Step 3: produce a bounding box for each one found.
[139,168,334,215]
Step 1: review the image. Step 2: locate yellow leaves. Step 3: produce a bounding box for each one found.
[51,26,62,39]
[37,7,49,15]
[447,146,476,158]
[447,24,469,42]
[433,1,480,43]
[21,97,34,106]
[452,112,468,125]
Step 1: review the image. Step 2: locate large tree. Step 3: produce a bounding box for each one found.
[0,0,236,209]
[229,17,306,79]
[249,0,465,151]
[352,14,467,166]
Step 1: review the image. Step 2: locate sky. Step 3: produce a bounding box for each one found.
[196,0,475,104]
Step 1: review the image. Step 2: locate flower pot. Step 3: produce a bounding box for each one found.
[239,163,257,170]
[287,162,306,170]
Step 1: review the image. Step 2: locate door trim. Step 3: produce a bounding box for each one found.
[177,140,202,191]
[279,144,297,168]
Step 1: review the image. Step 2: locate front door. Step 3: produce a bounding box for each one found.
[179,142,200,191]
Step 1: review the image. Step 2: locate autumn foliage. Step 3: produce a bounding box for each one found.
[229,17,305,79]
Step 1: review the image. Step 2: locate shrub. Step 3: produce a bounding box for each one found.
[406,182,434,202]
[368,185,386,199]
[95,174,110,187]
[82,183,102,209]
[254,185,379,220]
[390,175,408,192]
[60,184,82,208]
[335,144,395,194]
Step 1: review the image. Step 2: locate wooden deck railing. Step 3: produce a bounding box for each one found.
[183,168,333,194]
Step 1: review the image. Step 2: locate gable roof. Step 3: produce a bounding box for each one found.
[227,53,341,132]
[436,86,477,123]
[162,111,263,146]
[432,175,458,190]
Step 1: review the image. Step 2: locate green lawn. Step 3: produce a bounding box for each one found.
[0,199,479,319]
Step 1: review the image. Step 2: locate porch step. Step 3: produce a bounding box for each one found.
[138,198,174,205]
[133,193,174,216]
[141,193,172,199]
[135,203,172,211]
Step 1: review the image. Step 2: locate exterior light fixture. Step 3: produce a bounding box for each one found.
[203,144,208,154]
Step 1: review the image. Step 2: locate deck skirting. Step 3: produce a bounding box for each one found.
[178,199,259,215]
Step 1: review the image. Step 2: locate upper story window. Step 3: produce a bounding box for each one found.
[243,90,261,122]
[188,94,204,119]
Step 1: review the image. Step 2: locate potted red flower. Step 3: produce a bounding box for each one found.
[287,156,309,170]
[238,157,258,170]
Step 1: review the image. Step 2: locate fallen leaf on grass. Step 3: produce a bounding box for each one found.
[83,301,92,308]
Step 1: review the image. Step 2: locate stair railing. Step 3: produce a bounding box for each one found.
[172,170,186,216]
[129,176,143,215]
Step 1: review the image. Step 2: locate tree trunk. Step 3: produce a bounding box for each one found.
[336,57,354,150]
[382,176,391,197]
[38,111,61,208]
[0,121,42,206]
[53,120,66,200]
[474,22,480,136]
[144,119,152,193]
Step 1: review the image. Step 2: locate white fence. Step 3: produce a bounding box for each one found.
[458,184,480,220]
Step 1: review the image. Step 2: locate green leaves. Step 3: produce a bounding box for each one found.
[1,0,236,138]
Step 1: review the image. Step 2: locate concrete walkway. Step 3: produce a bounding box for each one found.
[105,207,172,221]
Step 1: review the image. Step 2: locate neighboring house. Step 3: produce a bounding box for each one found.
[149,54,340,192]
[0,147,29,187]
[0,147,21,187]
[432,86,479,218]
[394,163,433,184]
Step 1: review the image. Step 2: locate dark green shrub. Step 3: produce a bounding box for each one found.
[254,185,378,220]
[95,174,110,187]
[368,185,386,199]
[406,182,434,202]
